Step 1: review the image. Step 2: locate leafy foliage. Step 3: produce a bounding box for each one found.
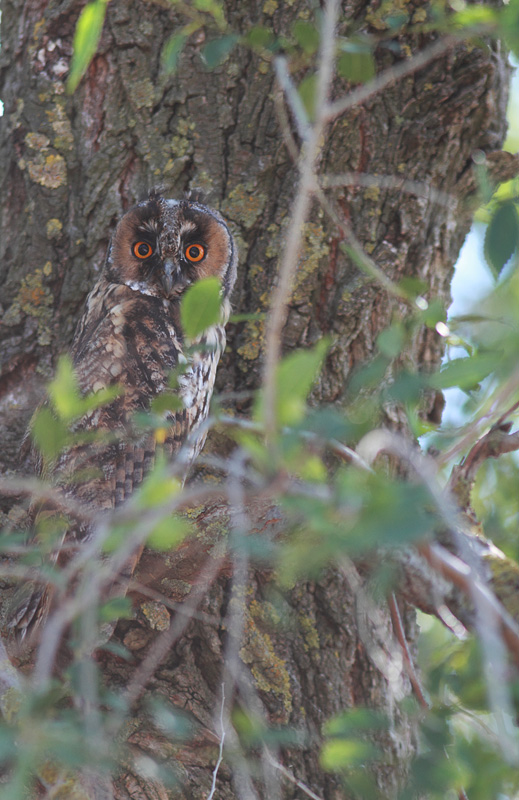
[5,0,519,798]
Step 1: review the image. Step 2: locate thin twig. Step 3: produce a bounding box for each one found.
[320,172,453,207]
[274,56,311,141]
[263,0,340,442]
[266,754,325,800]
[207,684,226,800]
[122,551,225,710]
[420,542,519,666]
[388,593,430,709]
[326,35,458,120]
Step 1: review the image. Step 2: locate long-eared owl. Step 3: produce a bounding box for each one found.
[10,191,238,640]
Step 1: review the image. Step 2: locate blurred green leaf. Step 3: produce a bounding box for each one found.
[48,356,82,421]
[161,32,188,73]
[502,0,519,57]
[419,299,446,329]
[298,73,318,120]
[193,0,226,27]
[150,698,195,740]
[429,353,496,390]
[377,323,405,357]
[32,407,69,460]
[338,43,375,83]
[292,20,319,54]
[202,34,239,68]
[246,26,275,50]
[181,276,222,339]
[146,515,191,551]
[136,467,181,509]
[255,339,329,427]
[99,596,133,623]
[452,4,499,30]
[151,393,184,414]
[484,201,519,277]
[321,738,377,770]
[324,708,388,737]
[67,0,108,93]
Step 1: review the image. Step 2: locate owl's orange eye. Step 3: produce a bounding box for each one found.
[133,241,153,259]
[185,244,205,262]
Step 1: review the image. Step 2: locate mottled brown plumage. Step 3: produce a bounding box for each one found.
[10,192,237,640]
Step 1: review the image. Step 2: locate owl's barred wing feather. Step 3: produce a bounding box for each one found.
[9,194,237,644]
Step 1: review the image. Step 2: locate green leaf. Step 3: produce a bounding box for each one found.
[246,26,275,50]
[161,32,187,74]
[146,515,191,551]
[502,0,519,58]
[193,0,226,27]
[202,35,239,68]
[255,339,329,427]
[136,467,181,509]
[32,406,69,460]
[99,596,133,623]
[429,353,497,390]
[151,393,184,414]
[298,73,318,120]
[181,276,222,339]
[67,0,108,93]
[321,738,377,770]
[337,46,375,83]
[452,5,499,31]
[324,708,388,737]
[48,356,82,421]
[292,20,319,55]
[377,323,405,357]
[484,201,519,277]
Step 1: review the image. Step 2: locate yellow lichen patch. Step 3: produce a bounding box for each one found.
[4,268,54,342]
[26,153,67,189]
[18,270,52,315]
[364,185,381,203]
[46,103,74,151]
[262,0,278,14]
[298,613,319,651]
[46,218,63,239]
[25,132,50,151]
[485,553,519,621]
[222,184,266,229]
[237,603,293,716]
[131,79,155,109]
[140,600,170,631]
[1,686,22,724]
[290,220,328,304]
[412,7,427,23]
[237,317,264,362]
[265,223,280,259]
[43,261,53,276]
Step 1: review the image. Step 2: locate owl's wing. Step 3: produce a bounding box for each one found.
[9,290,224,642]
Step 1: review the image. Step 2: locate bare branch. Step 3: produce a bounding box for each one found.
[207,684,226,800]
[263,0,340,441]
[326,35,459,121]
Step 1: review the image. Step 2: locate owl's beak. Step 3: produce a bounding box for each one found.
[161,259,180,297]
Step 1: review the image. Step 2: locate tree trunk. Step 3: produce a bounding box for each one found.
[0,0,511,797]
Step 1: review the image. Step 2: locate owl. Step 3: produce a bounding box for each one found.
[9,191,237,641]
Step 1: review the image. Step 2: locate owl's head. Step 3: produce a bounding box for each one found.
[104,193,237,301]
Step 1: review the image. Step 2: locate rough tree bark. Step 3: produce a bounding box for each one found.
[0,0,512,798]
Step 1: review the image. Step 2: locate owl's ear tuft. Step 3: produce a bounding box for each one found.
[184,187,207,205]
[147,185,168,203]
